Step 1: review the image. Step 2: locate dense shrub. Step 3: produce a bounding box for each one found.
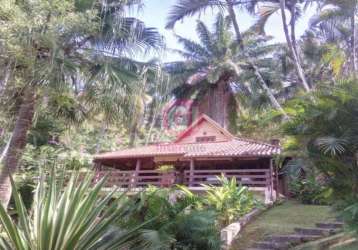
[289,176,331,205]
[283,80,358,231]
[283,80,358,200]
[9,176,35,210]
[172,210,220,250]
[179,175,259,226]
[119,186,221,250]
[201,175,258,226]
[341,198,358,233]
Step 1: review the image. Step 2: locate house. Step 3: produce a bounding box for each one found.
[93,115,281,203]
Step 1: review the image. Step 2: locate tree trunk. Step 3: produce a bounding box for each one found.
[95,124,107,154]
[0,62,12,94]
[289,5,301,65]
[0,134,12,163]
[351,10,357,73]
[145,99,162,145]
[279,0,311,92]
[0,88,36,207]
[145,100,155,130]
[128,122,137,148]
[225,0,287,117]
[208,80,227,128]
[226,59,288,119]
[353,153,358,198]
[226,0,244,50]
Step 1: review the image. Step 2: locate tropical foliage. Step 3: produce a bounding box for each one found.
[0,171,157,250]
[283,80,358,199]
[166,13,286,130]
[119,186,221,250]
[0,0,358,243]
[289,175,331,205]
[0,0,164,206]
[282,79,358,230]
[165,0,288,115]
[178,175,258,226]
[116,176,258,249]
[201,175,257,226]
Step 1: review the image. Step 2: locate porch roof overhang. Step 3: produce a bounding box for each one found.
[93,138,281,163]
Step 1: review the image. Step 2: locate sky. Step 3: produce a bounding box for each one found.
[135,0,316,62]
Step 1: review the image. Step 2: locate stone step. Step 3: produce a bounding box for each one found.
[253,241,275,249]
[247,223,344,250]
[249,235,322,250]
[253,241,291,250]
[296,234,322,242]
[246,248,271,250]
[265,234,303,244]
[294,227,336,236]
[316,222,344,229]
[246,248,272,250]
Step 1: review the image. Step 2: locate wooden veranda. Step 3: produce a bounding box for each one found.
[94,115,281,203]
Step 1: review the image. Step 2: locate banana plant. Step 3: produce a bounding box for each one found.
[201,175,258,226]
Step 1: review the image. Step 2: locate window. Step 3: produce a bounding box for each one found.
[196,136,216,142]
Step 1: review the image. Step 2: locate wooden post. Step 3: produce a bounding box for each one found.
[189,159,195,187]
[269,159,274,202]
[93,162,101,184]
[93,162,102,171]
[275,160,279,196]
[131,159,141,189]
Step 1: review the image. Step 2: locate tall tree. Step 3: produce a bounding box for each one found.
[0,0,162,207]
[250,0,311,91]
[310,0,357,74]
[166,0,287,117]
[166,14,285,128]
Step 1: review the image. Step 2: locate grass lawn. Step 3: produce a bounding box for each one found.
[231,200,337,250]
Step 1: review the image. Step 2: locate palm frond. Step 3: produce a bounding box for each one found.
[175,35,211,60]
[315,136,348,156]
[253,3,279,34]
[165,0,222,29]
[196,20,215,54]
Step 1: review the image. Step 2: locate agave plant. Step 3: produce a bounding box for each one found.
[0,171,154,250]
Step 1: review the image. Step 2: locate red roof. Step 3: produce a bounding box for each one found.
[94,138,280,160]
[94,114,280,161]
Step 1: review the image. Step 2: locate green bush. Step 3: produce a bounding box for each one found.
[201,175,258,226]
[289,176,331,205]
[119,186,221,250]
[283,80,358,201]
[8,176,35,211]
[172,210,220,250]
[336,197,358,234]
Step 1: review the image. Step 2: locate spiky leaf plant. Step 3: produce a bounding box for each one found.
[0,171,153,250]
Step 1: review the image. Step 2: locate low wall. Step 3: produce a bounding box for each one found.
[220,207,265,249]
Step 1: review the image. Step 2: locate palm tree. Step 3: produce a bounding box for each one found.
[166,14,287,129]
[166,0,287,117]
[299,27,347,83]
[249,0,311,91]
[310,0,357,74]
[0,0,163,207]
